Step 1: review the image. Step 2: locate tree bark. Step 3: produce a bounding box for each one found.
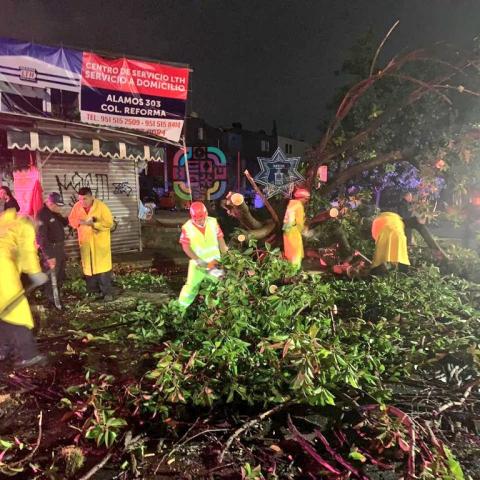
[226,193,264,230]
[238,220,277,241]
[225,193,282,242]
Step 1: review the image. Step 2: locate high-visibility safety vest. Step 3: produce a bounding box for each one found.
[182,217,221,262]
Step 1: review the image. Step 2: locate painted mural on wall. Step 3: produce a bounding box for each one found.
[255,147,304,198]
[173,146,227,201]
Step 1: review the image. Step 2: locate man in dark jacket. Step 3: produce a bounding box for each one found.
[36,192,69,306]
[0,186,20,212]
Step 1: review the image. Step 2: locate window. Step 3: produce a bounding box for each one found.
[261,140,270,152]
[285,143,293,154]
[1,92,44,115]
[51,89,79,120]
[198,127,205,141]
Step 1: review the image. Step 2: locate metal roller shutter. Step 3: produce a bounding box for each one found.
[39,154,141,255]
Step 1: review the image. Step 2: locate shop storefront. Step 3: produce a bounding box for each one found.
[2,116,166,254]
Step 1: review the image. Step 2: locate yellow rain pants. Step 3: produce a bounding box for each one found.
[178,217,221,309]
[178,260,220,308]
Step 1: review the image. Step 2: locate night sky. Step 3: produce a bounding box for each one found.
[1,0,480,142]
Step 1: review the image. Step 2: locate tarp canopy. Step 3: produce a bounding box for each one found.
[7,128,165,162]
[0,37,190,143]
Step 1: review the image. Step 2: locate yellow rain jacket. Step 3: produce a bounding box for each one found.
[0,209,41,329]
[371,212,410,268]
[69,199,114,276]
[283,199,305,269]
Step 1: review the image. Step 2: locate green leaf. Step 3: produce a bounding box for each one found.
[106,418,127,428]
[349,450,367,463]
[0,439,14,450]
[445,447,465,480]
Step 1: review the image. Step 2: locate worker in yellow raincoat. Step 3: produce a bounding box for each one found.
[371,211,410,273]
[68,187,114,301]
[283,188,311,271]
[0,208,48,367]
[178,202,228,309]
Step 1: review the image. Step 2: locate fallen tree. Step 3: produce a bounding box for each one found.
[223,191,279,242]
[274,27,480,256]
[1,254,480,477]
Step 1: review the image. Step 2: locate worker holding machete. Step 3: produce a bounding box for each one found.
[36,192,69,309]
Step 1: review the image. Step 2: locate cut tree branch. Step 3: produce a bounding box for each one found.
[7,411,43,469]
[219,403,290,463]
[369,20,400,76]
[434,378,480,416]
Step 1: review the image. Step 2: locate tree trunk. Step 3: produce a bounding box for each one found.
[238,220,277,241]
[225,193,264,230]
[225,193,282,242]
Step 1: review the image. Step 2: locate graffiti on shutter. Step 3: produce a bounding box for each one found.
[55,171,110,206]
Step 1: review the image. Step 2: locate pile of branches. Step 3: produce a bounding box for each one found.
[65,249,480,477]
[2,251,480,478]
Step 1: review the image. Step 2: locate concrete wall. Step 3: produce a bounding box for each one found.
[278,135,310,158]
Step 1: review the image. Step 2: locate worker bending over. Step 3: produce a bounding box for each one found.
[178,202,228,309]
[371,211,410,274]
[283,188,311,271]
[0,209,48,367]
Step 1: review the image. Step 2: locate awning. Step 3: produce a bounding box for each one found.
[7,129,165,162]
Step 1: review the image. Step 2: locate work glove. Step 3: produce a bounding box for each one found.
[27,272,49,290]
[195,259,208,268]
[208,267,225,279]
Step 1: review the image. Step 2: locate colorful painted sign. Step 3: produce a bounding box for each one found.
[173,146,227,201]
[255,147,304,198]
[0,37,189,143]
